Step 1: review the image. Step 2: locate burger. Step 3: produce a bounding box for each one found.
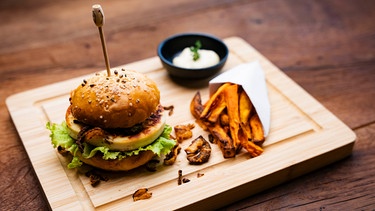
[46,69,176,171]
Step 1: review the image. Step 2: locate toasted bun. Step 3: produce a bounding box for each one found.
[70,69,160,128]
[75,150,155,171]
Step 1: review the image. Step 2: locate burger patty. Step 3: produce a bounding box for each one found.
[66,105,167,151]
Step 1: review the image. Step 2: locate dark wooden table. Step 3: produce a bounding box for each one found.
[1,0,374,210]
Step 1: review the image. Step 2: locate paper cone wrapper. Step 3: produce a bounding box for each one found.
[209,61,271,136]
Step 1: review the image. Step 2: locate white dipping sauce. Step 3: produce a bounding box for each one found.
[172,47,220,69]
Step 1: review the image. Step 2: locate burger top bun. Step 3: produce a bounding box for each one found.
[70,69,160,129]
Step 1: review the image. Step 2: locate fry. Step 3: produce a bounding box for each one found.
[239,90,252,123]
[250,113,265,144]
[190,92,208,130]
[211,122,236,158]
[223,84,241,150]
[204,93,226,123]
[239,90,253,140]
[239,127,263,157]
[190,91,204,119]
[219,113,229,126]
[200,83,231,119]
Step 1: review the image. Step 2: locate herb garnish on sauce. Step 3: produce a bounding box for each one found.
[190,40,202,61]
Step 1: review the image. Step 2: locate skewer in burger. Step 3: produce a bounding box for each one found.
[47,69,176,171]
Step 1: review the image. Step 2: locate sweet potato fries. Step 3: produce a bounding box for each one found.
[190,83,264,158]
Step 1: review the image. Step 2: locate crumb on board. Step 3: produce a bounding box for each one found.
[133,188,152,201]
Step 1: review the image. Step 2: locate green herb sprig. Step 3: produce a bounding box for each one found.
[190,40,202,61]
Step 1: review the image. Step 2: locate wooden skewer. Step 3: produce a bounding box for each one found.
[92,4,111,76]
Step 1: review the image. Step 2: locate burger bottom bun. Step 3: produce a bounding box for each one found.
[75,150,155,171]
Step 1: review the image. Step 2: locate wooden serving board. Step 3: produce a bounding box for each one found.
[6,37,356,210]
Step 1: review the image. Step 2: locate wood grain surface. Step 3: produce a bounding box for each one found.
[1,0,374,210]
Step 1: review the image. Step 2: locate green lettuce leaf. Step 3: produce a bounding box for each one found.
[68,156,83,169]
[46,122,80,156]
[46,122,176,169]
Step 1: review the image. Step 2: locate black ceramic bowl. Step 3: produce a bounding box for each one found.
[157,33,228,79]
